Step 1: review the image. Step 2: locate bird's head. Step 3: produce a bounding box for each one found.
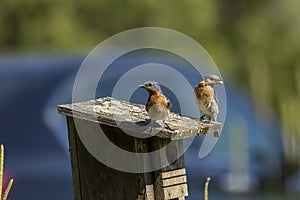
[139,81,162,94]
[198,80,207,88]
[203,74,223,85]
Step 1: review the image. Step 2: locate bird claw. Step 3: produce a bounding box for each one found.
[214,132,220,137]
[199,119,210,123]
[164,122,174,131]
[200,115,205,121]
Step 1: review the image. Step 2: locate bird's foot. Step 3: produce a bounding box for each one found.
[214,132,220,138]
[164,122,174,131]
[200,115,205,121]
[200,119,210,123]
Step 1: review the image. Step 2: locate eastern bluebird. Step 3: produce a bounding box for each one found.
[194,74,223,137]
[139,81,172,129]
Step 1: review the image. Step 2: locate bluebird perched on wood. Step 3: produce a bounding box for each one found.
[194,74,223,137]
[139,81,172,129]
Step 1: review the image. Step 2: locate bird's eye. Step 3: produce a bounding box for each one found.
[148,83,152,87]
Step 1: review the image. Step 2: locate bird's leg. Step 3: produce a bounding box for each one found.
[163,120,174,131]
[200,114,205,121]
[210,114,219,137]
[214,132,220,137]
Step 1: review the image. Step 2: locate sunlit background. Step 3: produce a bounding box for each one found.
[0,0,300,199]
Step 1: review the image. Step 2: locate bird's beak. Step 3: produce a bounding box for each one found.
[139,84,145,88]
[218,80,224,85]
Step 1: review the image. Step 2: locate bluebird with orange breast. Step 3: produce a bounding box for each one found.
[139,81,172,129]
[194,74,223,137]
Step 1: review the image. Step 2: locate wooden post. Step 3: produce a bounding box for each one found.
[58,97,221,200]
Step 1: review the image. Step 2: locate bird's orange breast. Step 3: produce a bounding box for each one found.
[146,93,170,111]
[194,85,214,101]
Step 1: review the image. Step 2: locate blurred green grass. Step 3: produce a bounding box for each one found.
[0,0,299,168]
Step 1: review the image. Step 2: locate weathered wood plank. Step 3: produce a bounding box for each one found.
[160,176,187,187]
[154,168,188,200]
[66,116,82,200]
[67,117,143,200]
[155,183,188,200]
[160,168,186,179]
[154,169,186,191]
[162,184,188,199]
[58,97,222,140]
[145,185,155,200]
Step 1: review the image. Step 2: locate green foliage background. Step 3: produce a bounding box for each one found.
[1,0,300,166]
